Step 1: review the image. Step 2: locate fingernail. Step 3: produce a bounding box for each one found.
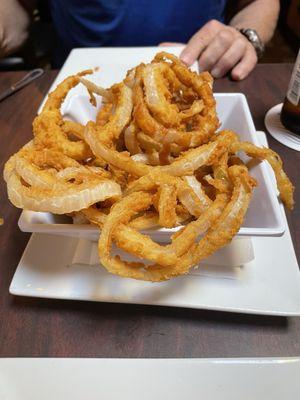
[211,68,221,78]
[232,70,244,81]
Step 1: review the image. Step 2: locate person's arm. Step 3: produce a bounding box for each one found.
[0,0,36,59]
[176,0,279,80]
[229,0,279,43]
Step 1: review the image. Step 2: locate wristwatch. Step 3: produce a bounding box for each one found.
[239,29,265,59]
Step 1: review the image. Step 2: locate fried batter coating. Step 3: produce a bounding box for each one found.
[231,141,294,209]
[4,53,295,282]
[33,71,93,160]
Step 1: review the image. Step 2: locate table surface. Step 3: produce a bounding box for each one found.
[0,64,299,358]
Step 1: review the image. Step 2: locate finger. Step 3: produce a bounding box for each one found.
[180,19,222,66]
[158,42,185,47]
[231,46,257,80]
[197,29,236,72]
[210,38,247,78]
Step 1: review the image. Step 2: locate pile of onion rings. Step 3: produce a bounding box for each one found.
[4,52,294,281]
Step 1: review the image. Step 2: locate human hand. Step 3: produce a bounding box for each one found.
[160,20,258,80]
[0,0,30,59]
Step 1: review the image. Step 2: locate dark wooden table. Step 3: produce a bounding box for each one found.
[0,64,299,358]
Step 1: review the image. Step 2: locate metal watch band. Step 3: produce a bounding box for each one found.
[239,28,265,59]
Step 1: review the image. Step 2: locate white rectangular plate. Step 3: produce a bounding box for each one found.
[11,132,299,315]
[9,222,300,315]
[18,46,285,238]
[1,358,300,399]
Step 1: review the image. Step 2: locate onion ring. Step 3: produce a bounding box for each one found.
[33,71,93,160]
[4,51,295,283]
[231,141,294,209]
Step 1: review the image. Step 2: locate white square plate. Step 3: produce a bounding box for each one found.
[1,358,299,399]
[18,46,285,239]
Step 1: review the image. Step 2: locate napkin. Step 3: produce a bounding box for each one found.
[265,104,300,151]
[71,237,254,279]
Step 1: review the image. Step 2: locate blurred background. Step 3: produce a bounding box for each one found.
[0,0,299,71]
